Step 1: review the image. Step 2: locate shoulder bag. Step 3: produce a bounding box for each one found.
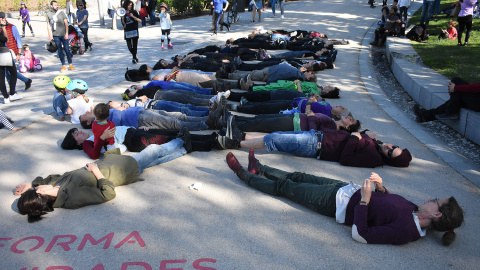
[0,47,15,67]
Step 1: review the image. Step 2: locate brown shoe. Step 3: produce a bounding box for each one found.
[60,66,68,73]
[69,64,75,71]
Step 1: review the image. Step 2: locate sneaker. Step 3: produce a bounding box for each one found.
[168,44,174,49]
[32,32,35,37]
[161,45,165,49]
[21,34,25,38]
[240,78,247,91]
[280,15,284,19]
[69,64,75,71]
[216,135,239,150]
[3,97,10,104]
[60,66,68,72]
[436,113,459,120]
[222,90,231,99]
[25,79,32,90]
[10,93,23,101]
[245,74,253,89]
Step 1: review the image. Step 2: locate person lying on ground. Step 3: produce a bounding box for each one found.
[14,138,187,222]
[225,150,463,245]
[0,110,22,131]
[227,87,339,104]
[219,57,327,74]
[138,64,217,88]
[112,96,210,117]
[414,77,480,122]
[225,129,412,168]
[154,54,226,73]
[62,126,219,159]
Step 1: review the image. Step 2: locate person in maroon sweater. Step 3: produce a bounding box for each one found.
[414,77,480,121]
[234,129,412,168]
[225,150,464,245]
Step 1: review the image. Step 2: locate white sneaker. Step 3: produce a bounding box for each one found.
[280,15,284,19]
[222,90,231,99]
[9,93,23,101]
[3,97,10,104]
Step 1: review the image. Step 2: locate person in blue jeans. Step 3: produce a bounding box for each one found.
[270,0,284,18]
[46,1,74,72]
[147,0,157,25]
[420,0,436,26]
[108,99,210,117]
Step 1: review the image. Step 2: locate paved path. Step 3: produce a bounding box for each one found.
[1,1,480,269]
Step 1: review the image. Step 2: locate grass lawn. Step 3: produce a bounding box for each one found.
[407,0,480,82]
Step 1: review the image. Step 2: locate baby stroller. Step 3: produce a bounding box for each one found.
[68,25,84,55]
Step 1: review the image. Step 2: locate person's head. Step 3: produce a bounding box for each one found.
[174,55,184,62]
[331,105,349,120]
[79,111,95,129]
[107,101,122,109]
[139,64,152,77]
[50,0,58,11]
[17,188,55,223]
[320,85,340,99]
[53,75,72,93]
[77,2,85,10]
[22,44,30,51]
[93,103,110,122]
[338,115,361,132]
[378,142,412,167]
[0,12,7,25]
[428,197,464,246]
[62,127,90,149]
[160,4,168,13]
[157,59,168,68]
[390,6,398,15]
[226,38,235,45]
[123,85,142,96]
[123,0,134,10]
[448,20,456,29]
[20,2,27,9]
[382,6,389,15]
[303,72,317,82]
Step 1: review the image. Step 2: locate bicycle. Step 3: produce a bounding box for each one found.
[37,5,49,16]
[227,0,239,24]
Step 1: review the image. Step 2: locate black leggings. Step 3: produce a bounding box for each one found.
[80,28,92,49]
[235,114,294,133]
[228,89,305,102]
[126,37,139,58]
[0,65,17,98]
[237,100,292,114]
[457,15,473,44]
[22,21,33,34]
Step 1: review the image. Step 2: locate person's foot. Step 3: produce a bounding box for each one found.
[457,43,463,46]
[9,93,23,101]
[3,97,10,104]
[436,113,459,120]
[248,148,261,174]
[32,32,35,37]
[413,104,426,123]
[240,96,248,106]
[217,136,239,150]
[89,43,93,51]
[25,79,32,90]
[215,68,227,79]
[60,66,68,72]
[21,34,25,38]
[280,15,284,19]
[69,64,75,71]
[240,78,248,91]
[226,115,235,140]
[179,127,192,153]
[464,42,469,47]
[168,44,174,49]
[161,45,165,49]
[226,152,244,176]
[245,74,253,89]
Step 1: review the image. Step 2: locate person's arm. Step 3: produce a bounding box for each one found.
[63,15,69,40]
[11,26,22,61]
[83,127,115,159]
[294,80,303,93]
[46,16,53,41]
[338,133,383,167]
[224,1,229,11]
[451,82,480,93]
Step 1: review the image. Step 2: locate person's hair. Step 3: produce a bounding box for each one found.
[62,128,83,150]
[226,39,232,45]
[312,63,324,72]
[345,120,361,132]
[391,6,398,13]
[17,189,55,223]
[382,6,389,14]
[321,87,340,99]
[431,197,464,246]
[50,0,57,6]
[21,2,27,8]
[81,119,93,129]
[139,64,149,77]
[305,72,317,82]
[74,92,90,104]
[174,55,181,62]
[93,103,110,122]
[448,20,456,28]
[122,0,134,10]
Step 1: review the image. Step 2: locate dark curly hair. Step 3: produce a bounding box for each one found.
[431,197,464,246]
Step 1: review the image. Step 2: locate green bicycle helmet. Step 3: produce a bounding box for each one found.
[53,75,71,90]
[66,79,89,94]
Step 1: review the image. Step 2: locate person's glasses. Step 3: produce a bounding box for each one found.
[387,145,399,157]
[432,198,440,209]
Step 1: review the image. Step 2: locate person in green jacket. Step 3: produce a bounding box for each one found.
[252,80,340,98]
[14,138,187,223]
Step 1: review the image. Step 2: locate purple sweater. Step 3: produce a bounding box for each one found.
[299,113,336,131]
[344,190,421,245]
[20,8,30,22]
[292,98,332,117]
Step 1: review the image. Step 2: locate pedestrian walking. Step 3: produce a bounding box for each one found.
[211,0,230,34]
[75,2,93,51]
[121,0,141,64]
[107,0,118,30]
[251,0,264,22]
[65,0,76,24]
[0,19,20,104]
[270,0,285,18]
[159,4,173,49]
[18,2,35,37]
[46,1,74,72]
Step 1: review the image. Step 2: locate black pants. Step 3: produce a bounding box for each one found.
[124,128,215,152]
[22,21,34,35]
[374,28,392,46]
[80,28,92,50]
[0,65,17,98]
[131,86,162,99]
[181,58,223,72]
[228,89,305,102]
[457,15,473,44]
[235,114,294,133]
[237,100,292,114]
[422,78,480,119]
[126,37,139,59]
[213,12,229,31]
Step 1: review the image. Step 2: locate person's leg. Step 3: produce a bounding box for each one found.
[126,129,174,152]
[126,38,134,56]
[148,109,207,122]
[5,65,17,96]
[420,0,428,25]
[252,8,257,21]
[425,1,435,25]
[81,28,91,50]
[236,114,294,133]
[271,0,277,16]
[434,0,441,15]
[53,36,66,66]
[166,82,212,95]
[190,133,216,151]
[6,59,28,84]
[60,36,73,65]
[279,0,284,16]
[237,100,291,114]
[228,70,251,80]
[22,21,26,36]
[263,130,318,157]
[131,138,186,173]
[141,17,146,27]
[0,67,9,98]
[457,16,466,44]
[132,37,139,59]
[149,9,156,24]
[166,29,172,46]
[258,9,261,21]
[152,101,209,117]
[463,15,473,44]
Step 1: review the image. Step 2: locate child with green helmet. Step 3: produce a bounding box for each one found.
[52,75,72,121]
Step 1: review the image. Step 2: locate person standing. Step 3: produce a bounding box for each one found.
[121,0,141,64]
[420,0,435,28]
[159,4,173,49]
[18,2,35,37]
[46,0,74,73]
[65,0,76,24]
[147,0,157,25]
[0,18,20,104]
[456,0,478,46]
[0,12,31,93]
[251,0,264,22]
[75,2,93,51]
[270,0,285,18]
[107,0,118,30]
[211,0,230,34]
[398,0,411,22]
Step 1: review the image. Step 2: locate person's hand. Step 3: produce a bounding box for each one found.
[365,131,376,140]
[351,132,362,139]
[360,179,372,204]
[16,54,20,61]
[85,163,99,172]
[448,81,456,93]
[140,95,148,103]
[35,185,58,197]
[64,34,68,40]
[138,126,149,131]
[306,110,315,116]
[14,183,32,195]
[60,116,66,121]
[369,172,384,191]
[172,66,179,72]
[100,127,115,140]
[120,103,130,110]
[223,8,226,11]
[12,127,22,131]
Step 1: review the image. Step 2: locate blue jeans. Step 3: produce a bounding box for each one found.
[152,100,209,117]
[53,36,73,66]
[420,0,435,26]
[6,59,28,84]
[434,0,441,15]
[131,138,186,173]
[149,10,156,24]
[271,0,284,16]
[399,6,409,22]
[244,165,346,217]
[165,82,212,95]
[263,130,319,158]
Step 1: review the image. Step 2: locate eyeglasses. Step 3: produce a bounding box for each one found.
[432,198,440,209]
[387,145,399,157]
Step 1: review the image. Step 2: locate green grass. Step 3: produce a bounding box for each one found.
[407,0,480,82]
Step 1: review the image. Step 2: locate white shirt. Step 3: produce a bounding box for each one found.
[68,97,93,124]
[335,182,361,224]
[150,69,172,81]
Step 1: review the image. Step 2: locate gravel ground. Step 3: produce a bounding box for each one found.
[370,46,480,166]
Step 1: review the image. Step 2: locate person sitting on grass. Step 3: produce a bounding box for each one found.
[225,150,463,245]
[438,20,458,40]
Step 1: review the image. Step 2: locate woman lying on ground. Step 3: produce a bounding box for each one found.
[14,138,187,222]
[138,65,217,88]
[225,150,463,245]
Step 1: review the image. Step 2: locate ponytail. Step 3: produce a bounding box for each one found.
[431,197,464,246]
[82,95,90,104]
